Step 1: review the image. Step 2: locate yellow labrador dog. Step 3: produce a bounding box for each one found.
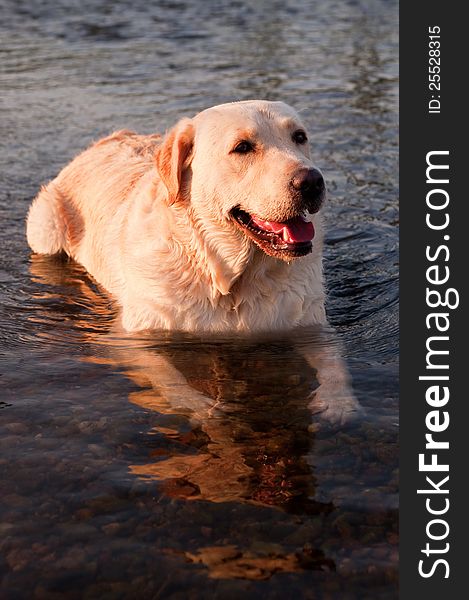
[27,100,326,333]
[27,101,361,423]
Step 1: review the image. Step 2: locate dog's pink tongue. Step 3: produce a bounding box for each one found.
[251,215,315,243]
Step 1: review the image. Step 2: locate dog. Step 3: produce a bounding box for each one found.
[26,100,327,333]
[27,101,362,424]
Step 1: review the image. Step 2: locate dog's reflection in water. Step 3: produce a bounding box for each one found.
[124,338,325,510]
[29,254,362,577]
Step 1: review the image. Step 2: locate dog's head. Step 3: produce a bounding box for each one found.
[156,100,325,265]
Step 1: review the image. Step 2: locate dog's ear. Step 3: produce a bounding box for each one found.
[155,118,194,205]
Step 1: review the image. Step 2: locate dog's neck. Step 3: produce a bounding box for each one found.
[172,204,256,299]
[172,203,321,305]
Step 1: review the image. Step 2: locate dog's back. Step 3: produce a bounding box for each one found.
[27,131,161,292]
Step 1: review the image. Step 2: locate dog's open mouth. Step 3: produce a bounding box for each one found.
[231,207,314,259]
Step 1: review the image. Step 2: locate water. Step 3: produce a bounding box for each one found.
[0,0,398,597]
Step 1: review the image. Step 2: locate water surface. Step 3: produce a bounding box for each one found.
[0,0,398,597]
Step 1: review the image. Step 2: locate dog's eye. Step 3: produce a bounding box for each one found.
[292,130,308,144]
[232,140,254,154]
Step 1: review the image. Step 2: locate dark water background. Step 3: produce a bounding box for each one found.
[0,0,398,598]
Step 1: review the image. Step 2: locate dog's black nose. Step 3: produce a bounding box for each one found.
[291,168,325,196]
[290,167,325,212]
